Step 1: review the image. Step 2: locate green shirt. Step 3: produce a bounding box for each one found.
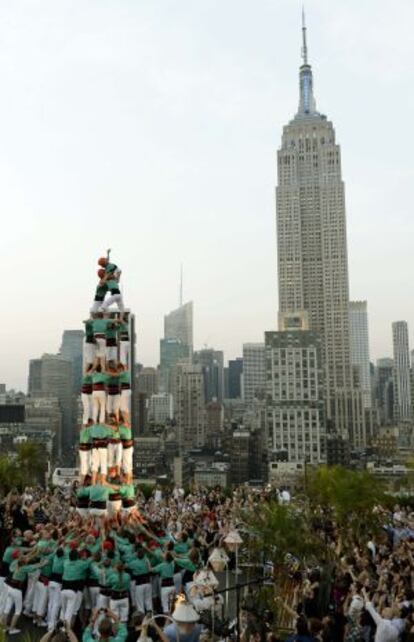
[120,484,135,500]
[63,558,90,581]
[84,320,94,339]
[10,560,39,582]
[76,487,90,500]
[107,374,120,388]
[92,372,108,385]
[107,279,119,291]
[90,424,111,440]
[89,485,110,503]
[108,568,130,591]
[128,556,150,577]
[82,374,93,385]
[92,318,108,334]
[119,424,132,440]
[174,541,190,555]
[152,561,174,579]
[119,371,130,385]
[52,555,65,576]
[106,323,118,340]
[83,623,127,642]
[106,262,118,275]
[95,284,108,299]
[79,426,91,444]
[175,557,197,572]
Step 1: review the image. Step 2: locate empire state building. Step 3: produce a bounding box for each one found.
[276,14,365,446]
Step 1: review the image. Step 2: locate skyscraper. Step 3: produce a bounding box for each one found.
[193,348,224,402]
[376,358,394,425]
[392,321,411,423]
[60,330,84,392]
[242,343,266,404]
[276,14,364,444]
[173,363,206,450]
[349,301,371,409]
[159,338,191,393]
[266,312,326,464]
[227,358,243,399]
[164,302,193,351]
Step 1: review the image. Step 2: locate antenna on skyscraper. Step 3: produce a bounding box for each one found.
[179,263,183,307]
[301,6,308,65]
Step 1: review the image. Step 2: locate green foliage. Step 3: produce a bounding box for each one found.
[246,500,324,565]
[0,441,47,495]
[306,465,385,542]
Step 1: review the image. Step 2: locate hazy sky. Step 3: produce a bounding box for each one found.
[1,0,414,391]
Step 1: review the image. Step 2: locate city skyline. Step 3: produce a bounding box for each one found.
[1,0,414,389]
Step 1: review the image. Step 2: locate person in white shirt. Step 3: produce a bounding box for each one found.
[363,590,399,642]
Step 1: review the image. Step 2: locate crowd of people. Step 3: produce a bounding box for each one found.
[1,483,414,642]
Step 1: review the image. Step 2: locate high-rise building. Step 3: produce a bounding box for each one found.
[275,15,364,445]
[173,363,206,451]
[136,368,159,396]
[193,349,224,402]
[28,354,73,457]
[60,330,84,392]
[266,312,326,463]
[147,393,174,425]
[392,321,412,423]
[375,358,394,426]
[159,339,191,393]
[164,302,193,350]
[242,343,266,403]
[227,358,243,399]
[349,302,371,409]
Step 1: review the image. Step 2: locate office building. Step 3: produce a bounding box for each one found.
[227,358,243,399]
[242,343,266,403]
[193,349,224,402]
[159,339,190,393]
[376,358,394,426]
[173,363,206,450]
[349,302,371,409]
[265,312,326,464]
[147,393,174,425]
[60,330,84,392]
[275,15,364,443]
[164,301,193,350]
[136,368,159,396]
[392,321,412,423]
[28,354,73,457]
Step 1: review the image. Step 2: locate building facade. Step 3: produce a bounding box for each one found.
[392,321,412,423]
[275,17,364,445]
[147,393,174,425]
[193,349,224,402]
[242,343,266,403]
[159,339,190,393]
[173,363,206,451]
[349,301,371,409]
[164,301,193,351]
[227,358,243,399]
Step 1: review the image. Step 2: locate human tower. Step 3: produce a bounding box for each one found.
[77,252,136,516]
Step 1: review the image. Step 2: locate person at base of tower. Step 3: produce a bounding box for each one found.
[89,482,112,519]
[81,367,94,426]
[119,417,133,484]
[107,562,131,624]
[79,423,92,483]
[91,269,109,315]
[107,481,123,517]
[118,365,131,425]
[106,363,121,422]
[91,366,108,425]
[119,482,136,516]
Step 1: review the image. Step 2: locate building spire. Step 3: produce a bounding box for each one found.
[297,7,317,117]
[301,6,308,65]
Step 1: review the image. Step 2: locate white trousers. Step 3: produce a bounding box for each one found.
[4,586,23,616]
[90,300,103,314]
[89,586,100,611]
[108,442,122,468]
[47,581,61,631]
[120,341,129,366]
[120,389,131,414]
[161,585,175,614]
[96,593,110,610]
[79,449,91,476]
[82,393,93,425]
[84,342,96,365]
[108,500,122,516]
[0,577,7,615]
[106,346,118,362]
[33,580,48,618]
[109,597,129,622]
[60,588,77,624]
[102,293,124,313]
[95,337,106,358]
[135,582,152,614]
[91,447,108,475]
[92,390,106,423]
[107,394,120,416]
[122,447,133,474]
[24,570,40,613]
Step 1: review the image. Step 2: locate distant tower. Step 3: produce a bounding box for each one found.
[392,321,412,422]
[276,12,364,445]
[349,302,371,409]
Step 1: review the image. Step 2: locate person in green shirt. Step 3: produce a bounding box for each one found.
[106,367,120,423]
[83,609,127,642]
[83,319,97,368]
[92,314,109,369]
[98,257,125,316]
[76,481,91,517]
[2,553,46,634]
[120,483,136,515]
[90,422,111,485]
[128,549,152,614]
[118,365,131,425]
[79,424,92,483]
[119,420,133,483]
[151,551,175,614]
[118,319,129,367]
[61,549,91,627]
[81,365,94,426]
[108,562,130,623]
[89,484,111,517]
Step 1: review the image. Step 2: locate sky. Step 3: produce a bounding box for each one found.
[1,0,414,391]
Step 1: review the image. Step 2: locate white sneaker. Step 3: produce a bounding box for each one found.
[9,629,21,635]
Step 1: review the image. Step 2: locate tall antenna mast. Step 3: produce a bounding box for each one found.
[301,6,308,65]
[179,264,183,307]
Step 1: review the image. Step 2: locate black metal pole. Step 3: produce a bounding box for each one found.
[236,583,240,642]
